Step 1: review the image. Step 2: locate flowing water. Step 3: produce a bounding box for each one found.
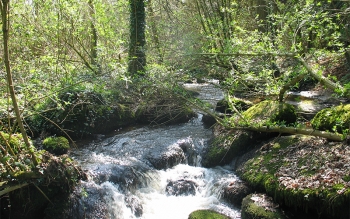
[67,82,241,219]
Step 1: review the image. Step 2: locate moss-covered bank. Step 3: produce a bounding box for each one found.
[237,135,350,219]
[26,82,196,139]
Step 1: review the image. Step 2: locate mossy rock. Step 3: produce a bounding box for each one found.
[43,136,70,155]
[241,194,286,219]
[188,209,230,219]
[201,127,258,167]
[311,104,350,134]
[240,100,297,125]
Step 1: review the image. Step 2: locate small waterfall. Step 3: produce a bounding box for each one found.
[67,82,241,219]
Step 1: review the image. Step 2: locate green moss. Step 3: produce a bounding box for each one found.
[43,136,70,155]
[311,104,350,134]
[241,100,297,125]
[188,210,230,219]
[241,194,286,219]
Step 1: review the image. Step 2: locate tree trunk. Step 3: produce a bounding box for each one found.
[88,0,100,73]
[128,0,146,77]
[0,0,38,165]
[147,0,163,64]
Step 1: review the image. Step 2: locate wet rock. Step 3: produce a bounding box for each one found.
[201,127,258,167]
[241,193,286,219]
[59,183,109,219]
[223,179,252,206]
[125,195,143,217]
[178,140,198,166]
[147,144,185,170]
[166,179,198,196]
[93,163,151,191]
[202,113,217,127]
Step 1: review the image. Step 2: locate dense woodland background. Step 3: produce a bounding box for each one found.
[0,0,349,170]
[0,0,350,215]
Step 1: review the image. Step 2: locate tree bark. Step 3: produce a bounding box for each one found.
[128,0,146,77]
[88,0,100,73]
[0,0,38,165]
[147,0,163,64]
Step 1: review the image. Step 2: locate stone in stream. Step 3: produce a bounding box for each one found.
[165,179,198,196]
[146,144,186,170]
[222,179,252,207]
[125,195,143,217]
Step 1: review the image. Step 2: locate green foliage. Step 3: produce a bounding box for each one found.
[43,136,70,155]
[27,85,134,138]
[188,210,230,219]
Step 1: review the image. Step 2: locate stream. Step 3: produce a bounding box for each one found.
[66,82,241,219]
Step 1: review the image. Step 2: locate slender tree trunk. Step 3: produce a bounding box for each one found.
[0,0,38,165]
[128,0,146,77]
[88,0,100,73]
[148,0,163,64]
